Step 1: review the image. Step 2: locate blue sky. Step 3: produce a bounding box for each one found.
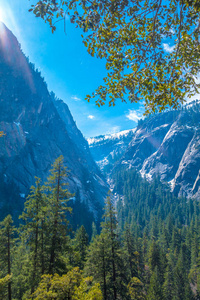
[0,0,145,137]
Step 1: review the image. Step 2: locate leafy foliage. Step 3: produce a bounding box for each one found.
[0,275,12,300]
[29,0,200,113]
[31,267,102,300]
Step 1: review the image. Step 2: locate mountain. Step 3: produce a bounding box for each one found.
[0,22,108,223]
[88,101,200,199]
[87,129,136,175]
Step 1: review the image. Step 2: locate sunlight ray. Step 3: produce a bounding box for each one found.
[0,4,35,93]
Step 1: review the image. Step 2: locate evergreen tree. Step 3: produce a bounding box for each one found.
[173,249,193,300]
[0,275,12,300]
[0,215,16,300]
[148,239,161,273]
[195,247,200,298]
[147,266,163,300]
[163,252,175,300]
[91,222,97,241]
[101,196,120,300]
[191,232,199,268]
[85,196,128,300]
[73,225,89,269]
[19,178,46,293]
[44,156,73,274]
[128,277,146,300]
[12,240,30,299]
[122,223,139,279]
[85,230,109,300]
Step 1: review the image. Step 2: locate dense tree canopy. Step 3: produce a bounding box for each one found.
[0,157,200,298]
[29,0,200,113]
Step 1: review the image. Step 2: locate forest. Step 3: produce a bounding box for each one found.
[1,1,200,299]
[0,155,200,299]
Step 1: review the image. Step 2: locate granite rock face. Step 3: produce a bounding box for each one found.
[89,104,200,199]
[87,129,136,176]
[172,128,200,198]
[0,23,107,219]
[119,106,200,198]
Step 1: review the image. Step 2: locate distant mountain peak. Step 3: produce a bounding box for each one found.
[89,101,200,199]
[87,128,136,145]
[87,128,136,175]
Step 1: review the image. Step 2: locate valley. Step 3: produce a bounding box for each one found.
[89,102,200,200]
[0,20,200,300]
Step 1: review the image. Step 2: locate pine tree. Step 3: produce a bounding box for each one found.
[101,196,119,300]
[85,196,127,300]
[73,225,89,269]
[173,249,193,300]
[147,266,163,300]
[122,223,139,278]
[101,195,128,299]
[0,275,12,300]
[191,232,199,268]
[12,240,33,299]
[85,229,113,300]
[128,277,146,300]
[195,247,200,298]
[19,178,46,293]
[0,215,16,300]
[171,228,182,253]
[163,252,175,300]
[91,222,97,241]
[44,156,73,274]
[148,239,161,272]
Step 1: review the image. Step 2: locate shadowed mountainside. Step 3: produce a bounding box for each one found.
[0,22,108,222]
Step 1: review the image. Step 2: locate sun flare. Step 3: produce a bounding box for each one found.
[0,3,12,26]
[0,6,5,22]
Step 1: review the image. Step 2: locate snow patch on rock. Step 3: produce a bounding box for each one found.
[87,128,136,145]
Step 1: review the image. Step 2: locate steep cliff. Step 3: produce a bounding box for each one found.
[88,102,200,199]
[0,22,108,221]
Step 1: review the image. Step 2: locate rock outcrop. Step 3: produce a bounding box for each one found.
[89,103,200,199]
[0,22,108,220]
[87,129,135,175]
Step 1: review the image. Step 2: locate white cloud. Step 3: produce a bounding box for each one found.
[71,95,81,101]
[186,93,200,103]
[163,43,175,53]
[185,96,200,106]
[126,109,144,122]
[88,115,95,120]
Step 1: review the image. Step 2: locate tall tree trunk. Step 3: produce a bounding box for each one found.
[48,218,58,274]
[102,237,107,300]
[109,205,117,300]
[111,242,117,300]
[49,164,60,274]
[41,220,45,275]
[7,229,11,300]
[31,218,39,294]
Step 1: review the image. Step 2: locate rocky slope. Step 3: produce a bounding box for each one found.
[89,102,200,199]
[87,129,135,175]
[0,23,108,221]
